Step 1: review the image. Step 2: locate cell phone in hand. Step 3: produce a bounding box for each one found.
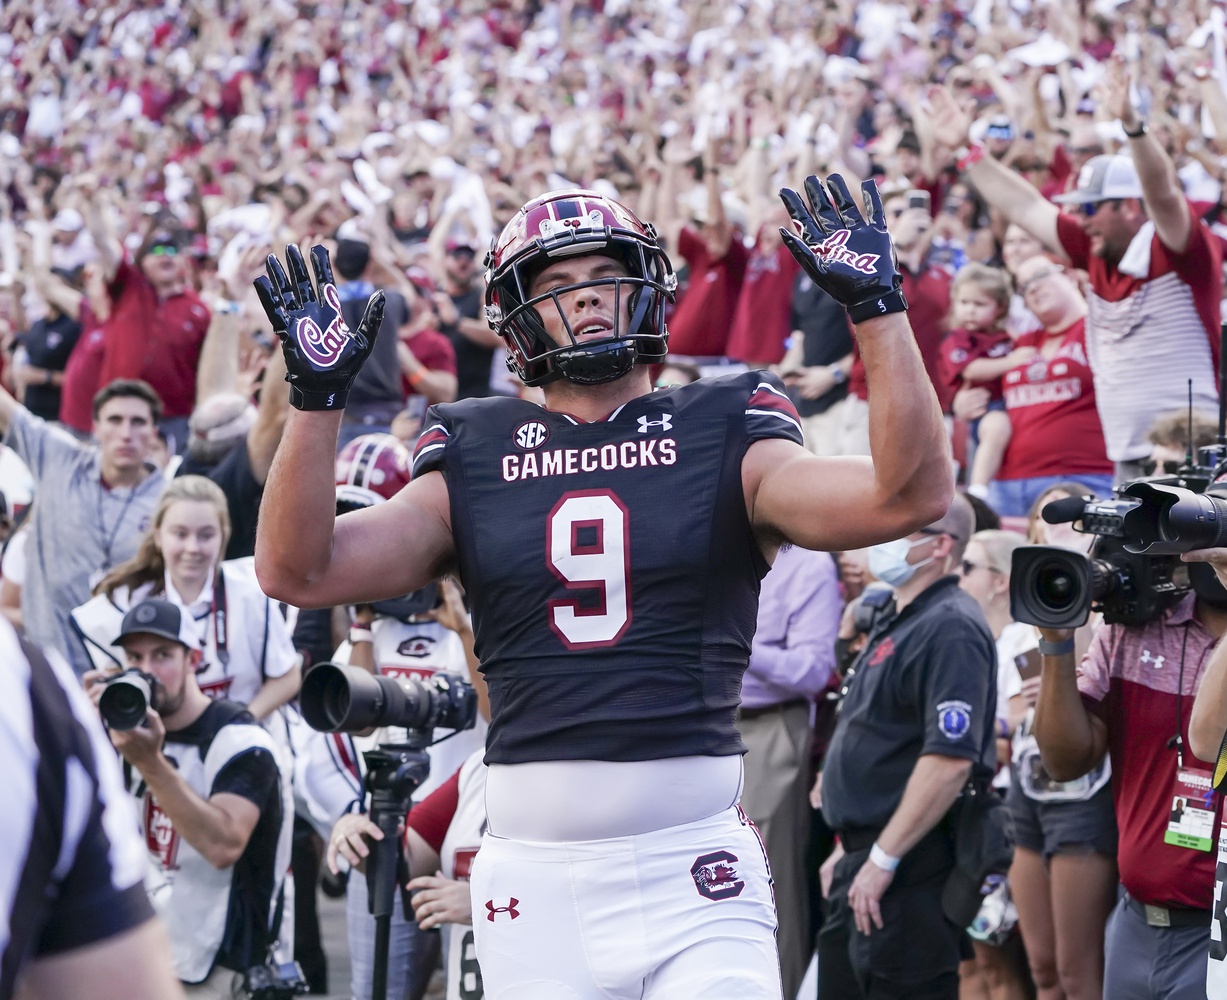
[1015,648,1042,681]
[907,190,931,213]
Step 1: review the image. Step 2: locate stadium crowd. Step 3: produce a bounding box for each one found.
[8,0,1227,998]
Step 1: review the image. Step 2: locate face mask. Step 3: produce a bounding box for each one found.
[868,536,937,587]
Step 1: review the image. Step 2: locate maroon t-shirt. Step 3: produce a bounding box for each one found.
[725,242,800,365]
[60,303,104,433]
[399,327,457,397]
[848,263,952,408]
[666,226,750,358]
[100,261,211,418]
[405,765,461,853]
[998,319,1112,480]
[938,327,1013,403]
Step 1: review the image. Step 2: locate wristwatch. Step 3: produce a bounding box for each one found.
[1123,119,1148,139]
[829,365,847,385]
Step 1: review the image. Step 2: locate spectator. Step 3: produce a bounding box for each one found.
[79,178,211,453]
[71,475,301,721]
[819,495,997,999]
[433,239,496,401]
[83,598,294,997]
[725,206,802,367]
[0,376,164,673]
[938,263,1032,499]
[932,60,1221,481]
[955,255,1115,517]
[738,544,841,998]
[1,618,184,1000]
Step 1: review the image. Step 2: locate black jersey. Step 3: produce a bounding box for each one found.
[413,370,805,764]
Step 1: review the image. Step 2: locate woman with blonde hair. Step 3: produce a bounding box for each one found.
[71,475,300,719]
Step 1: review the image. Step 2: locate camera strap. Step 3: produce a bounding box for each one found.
[211,571,229,669]
[1173,623,1193,769]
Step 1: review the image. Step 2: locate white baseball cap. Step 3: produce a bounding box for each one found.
[1052,154,1143,205]
[52,208,84,232]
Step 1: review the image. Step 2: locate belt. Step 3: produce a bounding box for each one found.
[1124,894,1211,929]
[739,698,808,721]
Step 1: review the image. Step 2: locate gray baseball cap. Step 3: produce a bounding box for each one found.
[114,599,201,651]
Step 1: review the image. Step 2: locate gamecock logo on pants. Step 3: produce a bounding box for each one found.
[691,850,745,901]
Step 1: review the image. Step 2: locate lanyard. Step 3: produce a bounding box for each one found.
[1173,623,1194,769]
[211,570,230,669]
[95,476,141,571]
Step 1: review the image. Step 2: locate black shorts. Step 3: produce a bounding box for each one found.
[1007,765,1117,860]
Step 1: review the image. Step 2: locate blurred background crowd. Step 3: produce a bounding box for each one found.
[6,0,1227,998]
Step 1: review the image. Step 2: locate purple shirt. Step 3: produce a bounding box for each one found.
[740,545,841,710]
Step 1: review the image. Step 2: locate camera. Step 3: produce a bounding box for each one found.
[1010,457,1227,628]
[300,663,477,736]
[244,958,309,999]
[99,669,158,731]
[369,583,440,623]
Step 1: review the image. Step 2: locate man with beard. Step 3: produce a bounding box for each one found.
[85,599,293,998]
[930,58,1220,481]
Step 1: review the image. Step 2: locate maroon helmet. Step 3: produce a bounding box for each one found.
[335,434,412,513]
[484,190,677,387]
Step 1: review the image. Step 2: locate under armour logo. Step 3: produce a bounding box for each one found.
[1140,649,1166,669]
[637,414,673,434]
[485,898,520,921]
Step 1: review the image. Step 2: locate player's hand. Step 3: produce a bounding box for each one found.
[778,175,907,325]
[406,872,474,930]
[254,244,384,411]
[327,813,383,874]
[849,854,894,934]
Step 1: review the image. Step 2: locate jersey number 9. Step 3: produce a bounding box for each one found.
[547,490,632,649]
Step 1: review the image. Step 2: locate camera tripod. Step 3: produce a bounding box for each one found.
[362,742,431,1000]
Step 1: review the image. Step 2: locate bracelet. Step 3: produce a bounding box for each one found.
[1123,119,1148,139]
[956,142,986,172]
[408,369,427,389]
[1038,637,1075,657]
[869,842,901,873]
[348,626,374,645]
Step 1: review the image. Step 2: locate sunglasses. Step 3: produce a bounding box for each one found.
[961,560,1001,576]
[147,245,179,257]
[1073,199,1121,218]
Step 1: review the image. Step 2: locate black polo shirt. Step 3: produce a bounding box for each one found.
[821,575,997,833]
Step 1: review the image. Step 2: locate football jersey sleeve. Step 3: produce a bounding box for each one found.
[412,406,452,479]
[744,371,805,446]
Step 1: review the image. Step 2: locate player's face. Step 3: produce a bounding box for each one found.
[528,255,633,350]
[951,285,1002,334]
[156,499,224,593]
[121,635,194,716]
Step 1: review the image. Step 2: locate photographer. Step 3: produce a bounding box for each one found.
[84,598,294,998]
[1030,546,1227,998]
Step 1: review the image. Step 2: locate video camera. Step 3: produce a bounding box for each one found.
[98,669,158,731]
[299,662,476,738]
[1011,451,1227,628]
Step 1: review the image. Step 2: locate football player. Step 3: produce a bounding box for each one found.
[253,176,953,999]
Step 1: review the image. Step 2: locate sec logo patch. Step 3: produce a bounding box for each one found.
[514,420,550,450]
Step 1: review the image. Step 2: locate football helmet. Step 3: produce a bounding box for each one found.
[335,433,412,514]
[484,190,677,387]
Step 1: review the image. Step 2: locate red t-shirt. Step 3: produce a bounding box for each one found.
[848,263,953,408]
[59,303,104,433]
[399,327,457,397]
[724,242,800,365]
[666,226,750,359]
[938,327,1013,402]
[405,765,461,853]
[100,261,211,418]
[998,319,1112,480]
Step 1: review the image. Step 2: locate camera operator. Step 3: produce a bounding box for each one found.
[1031,545,1227,999]
[818,494,999,1000]
[84,598,294,998]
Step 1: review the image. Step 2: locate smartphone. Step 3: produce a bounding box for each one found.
[907,190,931,213]
[1015,648,1042,682]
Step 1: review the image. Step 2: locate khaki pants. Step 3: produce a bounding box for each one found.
[830,395,871,456]
[184,967,244,999]
[738,700,814,1000]
[801,407,844,457]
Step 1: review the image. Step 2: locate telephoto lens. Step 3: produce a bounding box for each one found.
[98,670,156,730]
[300,662,477,735]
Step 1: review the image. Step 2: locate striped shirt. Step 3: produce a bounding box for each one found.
[0,622,152,999]
[1057,211,1221,463]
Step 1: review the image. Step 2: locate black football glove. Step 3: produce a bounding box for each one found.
[778,174,907,325]
[254,244,385,411]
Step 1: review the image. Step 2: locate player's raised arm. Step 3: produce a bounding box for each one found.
[745,175,952,551]
[253,244,455,609]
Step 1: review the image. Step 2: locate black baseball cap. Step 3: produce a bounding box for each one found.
[114,599,201,651]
